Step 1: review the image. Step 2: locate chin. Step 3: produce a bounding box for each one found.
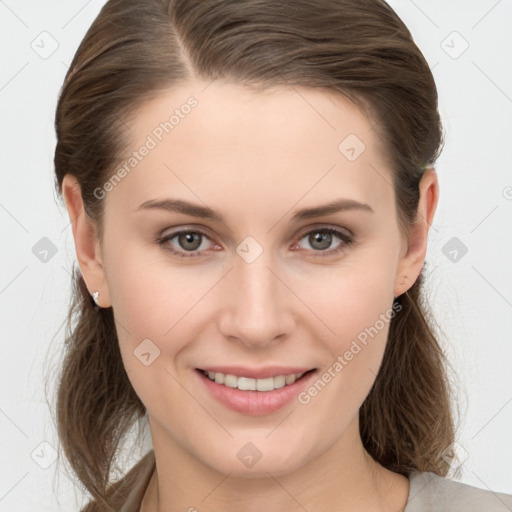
[199,440,311,479]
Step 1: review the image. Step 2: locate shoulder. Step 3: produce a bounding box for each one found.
[81,450,156,512]
[405,470,512,512]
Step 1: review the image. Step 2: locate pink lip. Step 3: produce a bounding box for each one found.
[197,366,314,379]
[195,368,318,416]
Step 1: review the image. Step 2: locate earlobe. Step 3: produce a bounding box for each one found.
[62,174,111,307]
[393,168,439,297]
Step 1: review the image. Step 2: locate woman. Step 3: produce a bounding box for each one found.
[53,0,512,510]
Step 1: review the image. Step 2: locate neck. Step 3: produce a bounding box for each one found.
[141,415,409,512]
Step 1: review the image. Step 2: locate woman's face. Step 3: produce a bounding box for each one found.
[90,81,425,476]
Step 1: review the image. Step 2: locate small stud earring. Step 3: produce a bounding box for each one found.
[91,291,101,308]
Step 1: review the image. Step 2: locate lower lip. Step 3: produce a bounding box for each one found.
[195,369,317,416]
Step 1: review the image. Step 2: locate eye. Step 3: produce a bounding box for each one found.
[293,227,353,257]
[157,229,216,258]
[157,226,354,259]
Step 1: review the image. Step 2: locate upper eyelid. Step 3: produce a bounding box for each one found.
[159,224,352,250]
[160,223,352,239]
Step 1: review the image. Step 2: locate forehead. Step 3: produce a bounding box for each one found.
[108,80,395,219]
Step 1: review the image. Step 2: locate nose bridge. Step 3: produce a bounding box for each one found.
[218,244,294,347]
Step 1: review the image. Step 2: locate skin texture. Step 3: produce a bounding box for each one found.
[62,80,439,511]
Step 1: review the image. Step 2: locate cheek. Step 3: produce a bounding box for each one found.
[298,294,397,435]
[298,243,399,402]
[104,237,204,339]
[108,257,200,414]
[104,242,220,400]
[303,245,398,344]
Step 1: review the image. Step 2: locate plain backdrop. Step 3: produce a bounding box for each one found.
[1,1,511,510]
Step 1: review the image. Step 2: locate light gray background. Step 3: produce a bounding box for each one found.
[1,1,511,510]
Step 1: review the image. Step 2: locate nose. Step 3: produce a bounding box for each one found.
[217,248,296,349]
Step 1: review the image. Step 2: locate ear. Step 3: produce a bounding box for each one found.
[393,167,439,298]
[62,174,111,308]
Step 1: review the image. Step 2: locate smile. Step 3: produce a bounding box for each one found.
[201,370,307,392]
[196,367,318,415]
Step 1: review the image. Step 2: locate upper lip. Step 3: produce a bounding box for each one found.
[197,366,316,379]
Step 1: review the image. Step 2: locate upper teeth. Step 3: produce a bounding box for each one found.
[204,370,305,391]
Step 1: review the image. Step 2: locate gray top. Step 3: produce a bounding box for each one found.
[405,469,512,511]
[82,450,512,511]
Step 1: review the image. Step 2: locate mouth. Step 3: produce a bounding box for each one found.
[194,367,318,415]
[196,368,316,392]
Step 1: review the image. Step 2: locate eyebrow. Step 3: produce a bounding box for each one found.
[135,197,374,223]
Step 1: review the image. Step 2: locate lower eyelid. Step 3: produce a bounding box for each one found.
[159,228,352,257]
[159,231,214,255]
[294,229,352,254]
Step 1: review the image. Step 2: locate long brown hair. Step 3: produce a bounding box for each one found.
[52,0,458,509]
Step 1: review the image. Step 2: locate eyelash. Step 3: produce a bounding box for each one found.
[156,226,354,259]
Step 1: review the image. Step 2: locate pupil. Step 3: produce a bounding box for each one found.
[180,232,201,250]
[311,231,331,250]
